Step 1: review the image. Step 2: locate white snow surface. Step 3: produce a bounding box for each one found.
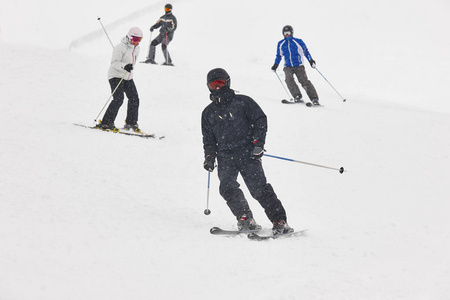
[1,0,450,299]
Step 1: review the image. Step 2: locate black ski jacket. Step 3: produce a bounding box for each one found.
[151,12,177,39]
[201,89,267,159]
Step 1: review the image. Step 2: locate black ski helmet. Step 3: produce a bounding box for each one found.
[165,3,172,11]
[207,68,231,91]
[282,25,294,36]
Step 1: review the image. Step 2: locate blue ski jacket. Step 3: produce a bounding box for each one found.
[274,36,313,67]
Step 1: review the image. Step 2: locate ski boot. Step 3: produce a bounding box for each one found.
[237,215,261,232]
[124,122,141,133]
[311,98,320,106]
[294,95,304,103]
[272,220,294,236]
[95,120,118,132]
[143,59,157,64]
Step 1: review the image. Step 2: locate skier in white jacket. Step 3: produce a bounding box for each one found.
[97,27,144,132]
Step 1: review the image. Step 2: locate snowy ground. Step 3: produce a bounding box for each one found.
[1,0,450,299]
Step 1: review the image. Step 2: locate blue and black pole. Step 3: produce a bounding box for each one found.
[265,154,345,174]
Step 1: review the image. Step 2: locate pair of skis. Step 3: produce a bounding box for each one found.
[74,123,165,139]
[140,61,174,67]
[210,226,307,241]
[281,99,322,107]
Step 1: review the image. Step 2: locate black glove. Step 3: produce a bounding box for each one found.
[309,59,316,69]
[150,26,155,32]
[124,64,133,72]
[203,155,215,172]
[271,64,279,71]
[251,142,265,160]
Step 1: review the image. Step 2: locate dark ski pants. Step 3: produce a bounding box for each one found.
[102,78,140,126]
[217,151,287,223]
[284,65,318,101]
[147,33,173,63]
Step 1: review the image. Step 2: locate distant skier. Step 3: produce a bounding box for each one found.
[143,3,177,66]
[272,25,320,105]
[96,27,143,132]
[201,68,294,236]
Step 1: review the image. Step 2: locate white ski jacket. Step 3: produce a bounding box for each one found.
[108,37,140,80]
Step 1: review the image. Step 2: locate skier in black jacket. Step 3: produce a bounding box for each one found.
[201,68,293,235]
[144,3,177,66]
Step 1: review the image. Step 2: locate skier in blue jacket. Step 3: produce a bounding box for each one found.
[272,25,320,105]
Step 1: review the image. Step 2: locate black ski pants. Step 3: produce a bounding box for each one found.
[217,150,287,223]
[102,78,140,126]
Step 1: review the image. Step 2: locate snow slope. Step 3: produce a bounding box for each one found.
[1,0,450,299]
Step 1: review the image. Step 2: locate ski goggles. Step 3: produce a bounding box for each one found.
[208,79,227,90]
[165,7,172,12]
[131,36,142,43]
[284,31,292,36]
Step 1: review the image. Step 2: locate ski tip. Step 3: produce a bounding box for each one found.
[247,232,263,239]
[305,102,312,107]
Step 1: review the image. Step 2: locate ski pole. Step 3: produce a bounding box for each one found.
[165,32,169,63]
[147,31,153,59]
[274,71,293,101]
[265,153,346,174]
[315,67,346,102]
[94,72,128,123]
[97,17,114,49]
[204,171,212,215]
